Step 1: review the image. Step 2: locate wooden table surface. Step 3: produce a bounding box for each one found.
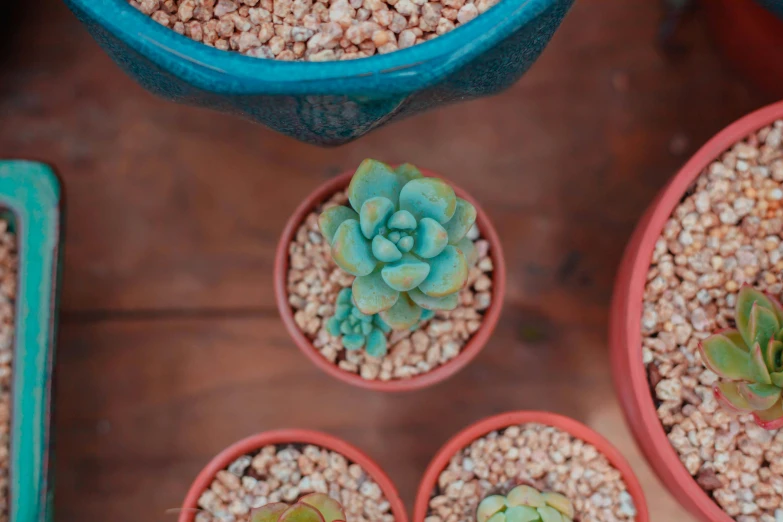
[0,0,774,520]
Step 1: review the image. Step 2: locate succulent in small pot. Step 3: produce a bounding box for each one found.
[477,485,575,522]
[319,159,477,330]
[413,411,649,522]
[275,160,505,391]
[699,286,783,429]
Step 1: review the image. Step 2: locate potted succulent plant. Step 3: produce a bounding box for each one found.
[179,429,408,522]
[62,0,575,146]
[274,159,505,391]
[0,160,62,522]
[610,100,783,521]
[413,411,649,522]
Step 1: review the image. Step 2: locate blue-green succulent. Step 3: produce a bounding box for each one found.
[327,288,392,357]
[319,160,478,330]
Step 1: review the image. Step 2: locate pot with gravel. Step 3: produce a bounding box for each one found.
[179,429,407,522]
[63,0,574,146]
[0,161,62,522]
[610,100,783,521]
[413,411,649,522]
[274,159,505,391]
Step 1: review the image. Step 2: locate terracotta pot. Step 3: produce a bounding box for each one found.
[179,429,408,522]
[274,168,506,392]
[413,411,649,522]
[610,100,783,522]
[702,0,783,97]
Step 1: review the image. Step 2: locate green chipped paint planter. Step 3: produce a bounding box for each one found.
[63,0,574,146]
[0,161,62,522]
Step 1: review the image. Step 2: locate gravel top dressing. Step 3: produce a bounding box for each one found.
[642,121,783,521]
[129,0,498,61]
[425,423,638,522]
[196,444,395,522]
[286,189,494,382]
[0,220,16,522]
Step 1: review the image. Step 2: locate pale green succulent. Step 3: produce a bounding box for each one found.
[319,159,478,330]
[477,486,575,522]
[326,288,391,357]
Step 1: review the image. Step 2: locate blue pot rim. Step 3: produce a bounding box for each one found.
[70,0,559,94]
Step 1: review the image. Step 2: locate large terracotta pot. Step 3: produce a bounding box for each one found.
[179,429,408,522]
[413,411,649,522]
[274,168,506,392]
[609,100,783,522]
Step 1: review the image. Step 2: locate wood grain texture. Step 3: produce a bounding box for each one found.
[0,0,773,520]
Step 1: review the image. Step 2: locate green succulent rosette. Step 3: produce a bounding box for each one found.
[319,160,478,330]
[699,286,783,430]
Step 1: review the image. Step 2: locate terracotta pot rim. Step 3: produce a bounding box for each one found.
[412,411,649,522]
[609,100,783,522]
[178,429,409,522]
[273,167,506,392]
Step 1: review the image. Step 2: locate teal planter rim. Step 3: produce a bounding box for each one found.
[0,161,61,522]
[69,0,558,94]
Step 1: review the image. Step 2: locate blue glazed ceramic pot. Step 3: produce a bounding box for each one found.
[64,0,574,146]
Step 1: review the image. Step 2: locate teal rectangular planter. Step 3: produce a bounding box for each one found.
[64,0,574,146]
[0,161,61,522]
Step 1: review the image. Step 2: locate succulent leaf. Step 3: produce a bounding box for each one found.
[771,371,783,388]
[418,245,469,297]
[326,317,341,336]
[336,288,352,305]
[298,494,346,522]
[251,503,289,522]
[748,303,780,351]
[408,287,459,311]
[278,504,325,522]
[487,514,507,522]
[372,235,403,263]
[412,217,449,259]
[504,506,540,522]
[715,381,756,412]
[397,236,414,252]
[379,292,422,330]
[373,314,392,333]
[724,330,749,351]
[381,255,431,292]
[738,382,782,410]
[331,220,376,277]
[753,398,783,430]
[388,210,417,230]
[399,178,457,224]
[767,339,783,373]
[342,334,365,351]
[319,206,359,245]
[348,159,403,211]
[507,486,545,508]
[352,271,399,315]
[360,197,396,240]
[394,163,424,183]
[736,287,778,346]
[364,328,388,357]
[444,198,477,244]
[455,236,479,267]
[749,342,773,385]
[699,334,753,381]
[537,506,564,522]
[477,496,507,522]
[542,493,574,519]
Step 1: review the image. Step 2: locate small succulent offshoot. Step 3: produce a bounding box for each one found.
[699,286,783,430]
[319,159,479,331]
[326,288,392,357]
[477,485,575,522]
[251,493,346,522]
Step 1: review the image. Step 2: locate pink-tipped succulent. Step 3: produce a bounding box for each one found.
[250,493,346,522]
[699,286,783,430]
